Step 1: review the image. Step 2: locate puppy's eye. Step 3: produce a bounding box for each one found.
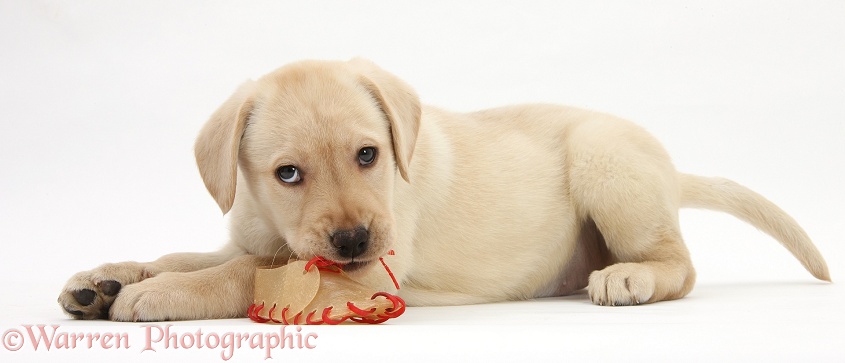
[276,165,301,184]
[358,147,377,166]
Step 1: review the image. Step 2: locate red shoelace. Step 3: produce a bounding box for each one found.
[248,251,405,325]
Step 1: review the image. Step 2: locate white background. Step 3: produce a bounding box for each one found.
[1,1,843,362]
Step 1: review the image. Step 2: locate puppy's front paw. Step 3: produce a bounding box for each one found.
[108,272,189,322]
[109,272,245,322]
[588,263,655,306]
[57,262,155,320]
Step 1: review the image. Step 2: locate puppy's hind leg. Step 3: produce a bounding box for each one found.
[568,122,695,306]
[585,226,696,306]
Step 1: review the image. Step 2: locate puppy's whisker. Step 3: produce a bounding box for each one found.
[270,242,292,267]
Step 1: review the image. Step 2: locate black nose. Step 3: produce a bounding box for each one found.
[331,227,369,258]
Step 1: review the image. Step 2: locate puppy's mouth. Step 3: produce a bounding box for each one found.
[338,260,371,273]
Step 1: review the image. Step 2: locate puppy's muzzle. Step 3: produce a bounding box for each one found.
[331,227,369,259]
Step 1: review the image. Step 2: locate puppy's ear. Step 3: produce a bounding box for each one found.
[351,59,421,183]
[194,80,256,214]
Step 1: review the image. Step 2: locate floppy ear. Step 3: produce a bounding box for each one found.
[351,59,421,183]
[194,80,256,214]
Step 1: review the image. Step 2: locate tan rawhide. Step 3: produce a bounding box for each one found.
[249,255,405,325]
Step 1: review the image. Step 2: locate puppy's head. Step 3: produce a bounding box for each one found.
[194,59,420,271]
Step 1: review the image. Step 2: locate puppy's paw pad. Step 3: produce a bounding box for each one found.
[72,289,97,306]
[99,280,123,296]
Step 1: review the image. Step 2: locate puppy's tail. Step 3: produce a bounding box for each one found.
[678,173,830,281]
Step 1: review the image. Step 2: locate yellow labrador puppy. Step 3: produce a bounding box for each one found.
[59,59,830,321]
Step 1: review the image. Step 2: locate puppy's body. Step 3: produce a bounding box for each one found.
[390,105,615,304]
[59,60,829,321]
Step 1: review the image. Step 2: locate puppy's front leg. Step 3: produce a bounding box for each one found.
[58,246,250,320]
[109,255,275,321]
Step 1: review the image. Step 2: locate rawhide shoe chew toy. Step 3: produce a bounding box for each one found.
[248,251,405,325]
